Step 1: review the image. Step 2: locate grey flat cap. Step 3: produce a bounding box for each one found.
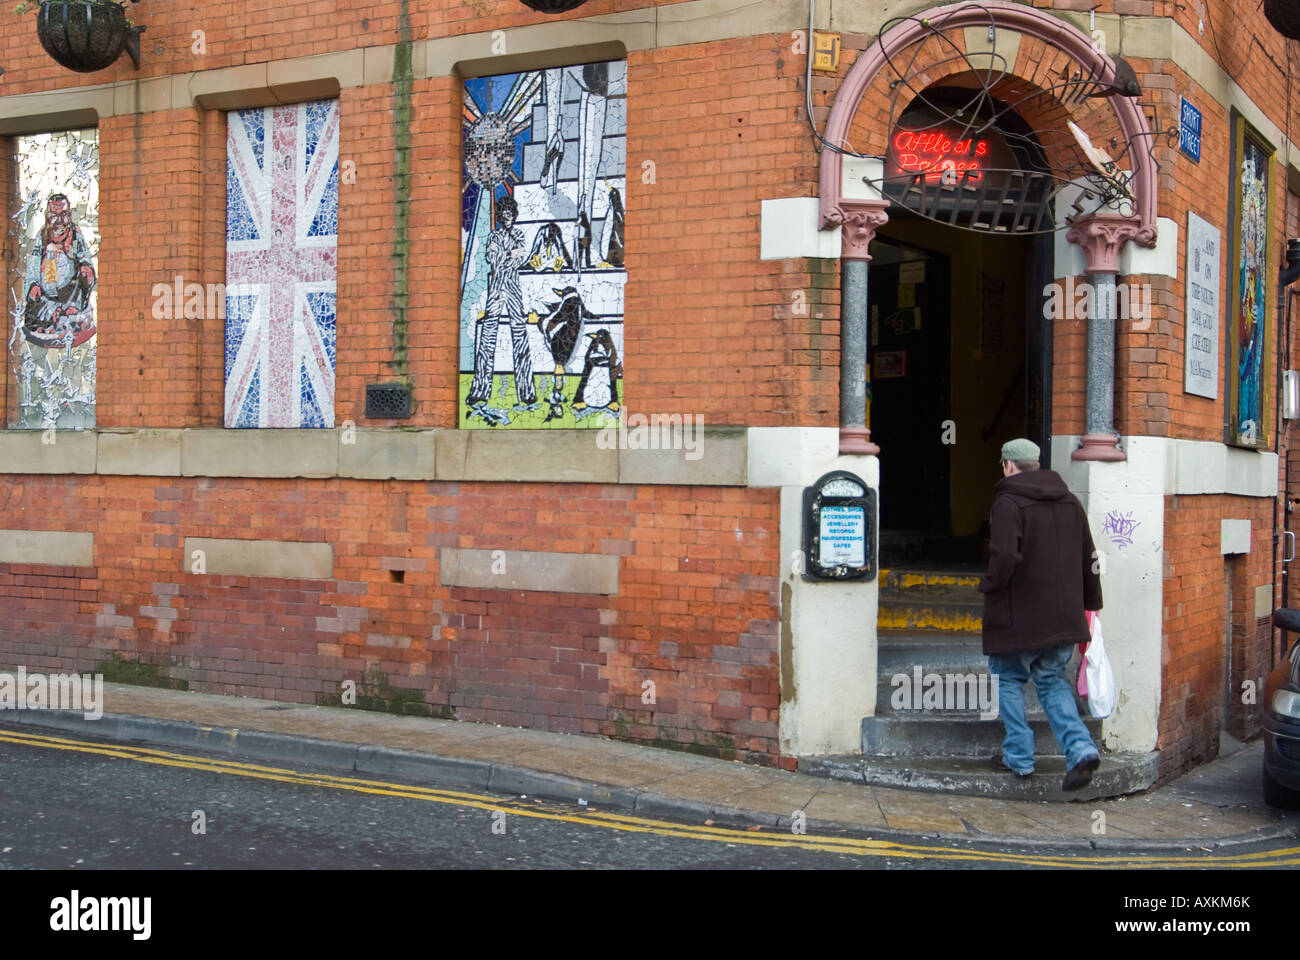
[1000,438,1041,462]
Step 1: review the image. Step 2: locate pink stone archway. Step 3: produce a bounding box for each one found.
[818,0,1159,246]
[820,0,1161,460]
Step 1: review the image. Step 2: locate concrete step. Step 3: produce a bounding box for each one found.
[878,630,984,672]
[874,630,1093,712]
[862,713,1104,757]
[878,568,982,602]
[876,675,1047,715]
[877,569,984,632]
[800,751,1160,801]
[878,601,983,632]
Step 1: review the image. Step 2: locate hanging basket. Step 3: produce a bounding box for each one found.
[519,0,589,13]
[36,0,137,73]
[1265,0,1300,39]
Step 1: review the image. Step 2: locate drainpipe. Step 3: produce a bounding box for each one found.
[835,199,889,455]
[1066,214,1142,461]
[1272,237,1300,666]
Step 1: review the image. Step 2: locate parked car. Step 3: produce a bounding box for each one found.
[1264,608,1300,809]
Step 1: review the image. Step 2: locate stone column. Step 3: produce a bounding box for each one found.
[829,199,890,455]
[1065,214,1141,462]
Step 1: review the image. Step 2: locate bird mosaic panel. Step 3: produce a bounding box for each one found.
[7,129,99,430]
[460,61,627,429]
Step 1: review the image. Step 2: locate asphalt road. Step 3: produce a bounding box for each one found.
[0,723,1295,871]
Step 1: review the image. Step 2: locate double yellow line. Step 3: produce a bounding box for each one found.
[3,727,1297,868]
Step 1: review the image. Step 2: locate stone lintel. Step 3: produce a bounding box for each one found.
[0,530,94,567]
[0,426,758,486]
[439,547,618,595]
[0,429,97,474]
[181,429,338,478]
[435,429,619,483]
[617,426,746,485]
[97,429,183,477]
[338,429,437,480]
[184,537,334,580]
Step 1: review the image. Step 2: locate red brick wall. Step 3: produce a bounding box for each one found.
[0,475,782,763]
[1159,493,1275,779]
[0,1,695,97]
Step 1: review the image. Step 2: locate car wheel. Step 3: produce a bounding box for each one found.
[1263,762,1300,810]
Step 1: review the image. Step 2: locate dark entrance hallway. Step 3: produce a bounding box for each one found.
[869,221,1051,567]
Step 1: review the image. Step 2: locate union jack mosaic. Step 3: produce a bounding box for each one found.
[225,99,339,428]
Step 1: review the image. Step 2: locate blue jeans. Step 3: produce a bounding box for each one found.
[987,643,1099,775]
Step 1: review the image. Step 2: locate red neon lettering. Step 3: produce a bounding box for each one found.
[891,128,990,182]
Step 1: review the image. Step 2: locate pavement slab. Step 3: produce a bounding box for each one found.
[801,781,890,829]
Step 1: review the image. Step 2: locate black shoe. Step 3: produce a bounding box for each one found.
[1062,754,1101,791]
[989,754,1032,778]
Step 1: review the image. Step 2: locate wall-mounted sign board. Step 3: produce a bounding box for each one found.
[802,471,877,582]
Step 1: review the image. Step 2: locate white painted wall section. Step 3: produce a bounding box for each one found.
[1121,218,1178,277]
[1221,519,1250,555]
[777,452,880,757]
[747,426,840,488]
[760,198,842,260]
[1053,436,1164,754]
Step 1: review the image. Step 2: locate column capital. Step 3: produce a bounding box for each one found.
[827,198,890,262]
[1065,213,1143,275]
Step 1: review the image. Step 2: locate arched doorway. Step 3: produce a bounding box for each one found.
[818,1,1160,563]
[869,83,1055,566]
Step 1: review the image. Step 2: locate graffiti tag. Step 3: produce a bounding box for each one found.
[1102,509,1140,549]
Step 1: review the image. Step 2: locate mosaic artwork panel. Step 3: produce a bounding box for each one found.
[1231,133,1269,445]
[460,61,627,429]
[225,99,339,428]
[8,129,99,430]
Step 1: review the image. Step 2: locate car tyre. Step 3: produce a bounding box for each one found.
[1263,761,1300,810]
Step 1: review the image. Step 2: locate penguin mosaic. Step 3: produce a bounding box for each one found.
[526,222,573,272]
[573,328,621,414]
[534,286,598,421]
[602,186,625,269]
[460,61,627,429]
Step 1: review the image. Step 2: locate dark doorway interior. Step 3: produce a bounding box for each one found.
[868,238,951,557]
[869,223,1049,568]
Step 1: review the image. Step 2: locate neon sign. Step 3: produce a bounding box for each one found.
[890,130,990,183]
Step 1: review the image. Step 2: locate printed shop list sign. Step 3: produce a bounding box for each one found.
[819,504,866,568]
[1184,211,1220,399]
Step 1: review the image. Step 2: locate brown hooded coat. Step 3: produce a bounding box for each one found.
[978,469,1104,655]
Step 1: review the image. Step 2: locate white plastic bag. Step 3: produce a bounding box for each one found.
[1081,612,1117,718]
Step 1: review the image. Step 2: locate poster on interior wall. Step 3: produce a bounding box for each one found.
[459,61,627,429]
[224,99,339,428]
[1226,117,1272,447]
[1183,211,1220,399]
[7,129,99,430]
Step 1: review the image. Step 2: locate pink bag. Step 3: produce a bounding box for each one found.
[1077,611,1095,697]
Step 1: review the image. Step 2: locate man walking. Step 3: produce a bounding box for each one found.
[980,438,1104,791]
